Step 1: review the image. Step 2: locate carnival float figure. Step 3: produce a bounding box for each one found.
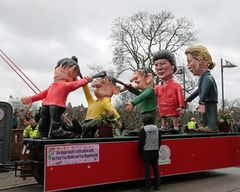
[60,71,122,138]
[125,68,157,125]
[21,56,92,139]
[153,50,185,134]
[80,72,122,137]
[185,45,218,132]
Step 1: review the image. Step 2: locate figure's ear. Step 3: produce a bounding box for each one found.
[145,73,153,85]
[112,86,121,95]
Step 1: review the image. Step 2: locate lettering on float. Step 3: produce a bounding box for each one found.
[46,144,99,166]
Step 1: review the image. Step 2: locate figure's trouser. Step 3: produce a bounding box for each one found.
[81,120,98,138]
[39,105,65,138]
[202,102,218,131]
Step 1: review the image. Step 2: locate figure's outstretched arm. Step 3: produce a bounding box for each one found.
[114,78,141,95]
[21,88,48,107]
[21,97,33,107]
[66,76,92,91]
[186,89,199,103]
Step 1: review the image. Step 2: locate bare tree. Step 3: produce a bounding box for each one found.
[110,10,198,77]
[85,11,199,130]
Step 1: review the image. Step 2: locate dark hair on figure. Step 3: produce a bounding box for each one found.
[152,50,177,73]
[56,56,80,75]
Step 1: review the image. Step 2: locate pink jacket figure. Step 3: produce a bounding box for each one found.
[153,50,184,133]
[21,56,92,139]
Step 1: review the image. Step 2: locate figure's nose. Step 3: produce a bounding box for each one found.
[155,63,162,69]
[130,75,137,82]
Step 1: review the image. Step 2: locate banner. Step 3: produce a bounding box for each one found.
[46,143,99,166]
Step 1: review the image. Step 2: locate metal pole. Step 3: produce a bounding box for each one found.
[221,58,224,112]
[183,67,186,98]
[182,66,187,133]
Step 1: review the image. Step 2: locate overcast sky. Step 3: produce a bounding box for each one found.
[0,0,240,108]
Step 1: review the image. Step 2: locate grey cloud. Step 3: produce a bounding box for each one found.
[1,0,240,106]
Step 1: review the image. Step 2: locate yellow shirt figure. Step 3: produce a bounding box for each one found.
[81,76,121,138]
[83,85,120,121]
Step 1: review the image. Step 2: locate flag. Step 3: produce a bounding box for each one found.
[224,60,237,68]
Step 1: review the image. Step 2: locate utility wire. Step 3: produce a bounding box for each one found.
[0,50,41,94]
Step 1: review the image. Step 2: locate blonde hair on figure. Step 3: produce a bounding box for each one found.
[185,45,215,70]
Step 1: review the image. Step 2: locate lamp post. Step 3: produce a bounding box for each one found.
[176,66,186,98]
[176,66,186,133]
[221,58,237,112]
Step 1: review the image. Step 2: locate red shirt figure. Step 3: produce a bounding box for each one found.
[153,50,184,133]
[155,79,184,117]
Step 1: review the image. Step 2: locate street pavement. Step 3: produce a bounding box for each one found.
[0,170,37,191]
[0,167,240,192]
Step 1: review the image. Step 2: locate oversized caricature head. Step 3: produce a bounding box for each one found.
[153,50,177,81]
[130,68,153,90]
[92,76,120,100]
[54,56,80,82]
[185,45,215,76]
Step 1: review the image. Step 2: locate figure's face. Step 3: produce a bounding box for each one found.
[154,59,174,81]
[186,54,201,76]
[130,71,148,90]
[66,66,79,81]
[92,77,118,99]
[54,65,79,82]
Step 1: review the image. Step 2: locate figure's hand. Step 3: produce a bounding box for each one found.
[198,104,205,113]
[124,83,132,90]
[116,120,122,129]
[125,102,133,112]
[177,107,184,114]
[21,97,33,108]
[84,76,93,83]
